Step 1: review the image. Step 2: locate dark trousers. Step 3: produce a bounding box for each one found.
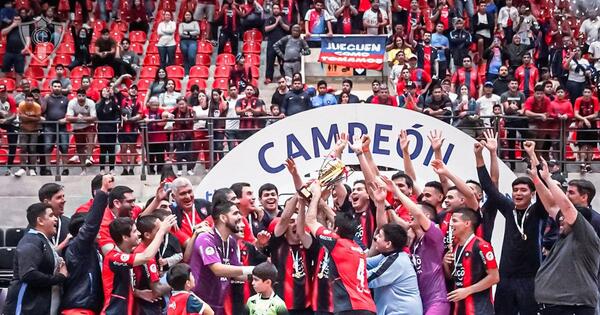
[69,0,89,21]
[98,132,117,170]
[148,143,165,172]
[158,46,176,68]
[174,139,196,171]
[494,277,538,315]
[538,304,595,315]
[265,42,284,81]
[0,124,17,167]
[218,30,239,55]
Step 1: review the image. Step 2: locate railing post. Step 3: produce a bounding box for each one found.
[140,122,147,180]
[208,118,215,170]
[559,118,566,174]
[54,121,61,181]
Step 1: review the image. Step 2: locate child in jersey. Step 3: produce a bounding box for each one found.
[167,263,215,315]
[246,262,289,315]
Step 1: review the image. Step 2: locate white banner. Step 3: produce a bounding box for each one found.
[196,104,512,258]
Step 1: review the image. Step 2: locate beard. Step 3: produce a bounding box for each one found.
[226,220,241,233]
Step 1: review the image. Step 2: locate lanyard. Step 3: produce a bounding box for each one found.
[452,233,476,277]
[183,205,197,231]
[214,228,230,264]
[513,204,533,240]
[51,217,61,247]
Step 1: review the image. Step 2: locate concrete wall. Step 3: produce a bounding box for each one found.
[0,174,205,229]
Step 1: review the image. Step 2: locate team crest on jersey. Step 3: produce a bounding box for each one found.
[150,264,158,273]
[322,229,331,235]
[205,246,215,256]
[485,251,494,261]
[120,254,130,262]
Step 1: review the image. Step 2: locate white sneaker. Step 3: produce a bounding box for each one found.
[85,158,93,167]
[14,168,26,177]
[28,169,36,176]
[109,169,116,176]
[187,170,195,176]
[69,155,80,164]
[4,169,11,176]
[80,170,87,176]
[176,170,183,177]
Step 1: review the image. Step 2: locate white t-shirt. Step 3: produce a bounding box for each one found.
[66,98,96,130]
[477,94,501,126]
[579,18,600,45]
[193,105,209,130]
[589,41,600,69]
[363,9,387,35]
[225,96,243,130]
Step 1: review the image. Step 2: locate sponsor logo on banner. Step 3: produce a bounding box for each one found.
[196,105,516,261]
[318,35,387,70]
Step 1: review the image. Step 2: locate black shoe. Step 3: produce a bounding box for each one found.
[586,164,593,173]
[148,167,156,175]
[40,169,52,176]
[61,169,69,176]
[121,169,129,176]
[128,169,134,175]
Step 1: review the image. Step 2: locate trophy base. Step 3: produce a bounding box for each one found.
[298,186,313,200]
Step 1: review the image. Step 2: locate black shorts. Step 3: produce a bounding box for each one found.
[118,132,138,144]
[2,52,25,74]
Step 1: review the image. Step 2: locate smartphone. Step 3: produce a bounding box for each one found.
[164,182,172,192]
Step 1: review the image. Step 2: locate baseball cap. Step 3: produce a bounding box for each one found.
[484,81,494,87]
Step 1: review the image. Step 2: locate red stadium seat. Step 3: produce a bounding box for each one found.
[187,78,207,91]
[110,21,128,33]
[56,42,75,55]
[166,65,185,79]
[139,66,159,79]
[214,65,231,78]
[212,78,229,90]
[90,78,110,90]
[146,44,159,55]
[70,66,91,79]
[243,29,263,42]
[40,79,51,93]
[47,67,70,78]
[0,78,16,91]
[216,53,235,66]
[242,41,261,54]
[71,79,82,90]
[0,42,6,54]
[174,52,184,66]
[129,31,147,43]
[52,54,73,66]
[197,40,213,55]
[110,31,124,43]
[143,54,160,66]
[195,54,211,66]
[93,66,115,79]
[130,42,144,55]
[245,54,260,66]
[189,65,209,79]
[136,79,153,92]
[24,67,45,80]
[92,20,107,32]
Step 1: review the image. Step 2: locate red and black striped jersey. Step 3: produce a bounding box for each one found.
[223,240,268,315]
[311,246,334,313]
[451,236,498,315]
[440,210,485,251]
[132,242,163,314]
[268,235,318,310]
[352,209,375,249]
[315,226,376,314]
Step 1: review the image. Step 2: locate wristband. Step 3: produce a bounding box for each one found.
[355,151,363,157]
[532,177,540,185]
[242,266,255,276]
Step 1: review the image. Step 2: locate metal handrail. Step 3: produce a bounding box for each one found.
[0,114,596,180]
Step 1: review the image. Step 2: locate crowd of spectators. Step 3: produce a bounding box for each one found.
[2,131,600,315]
[0,0,599,176]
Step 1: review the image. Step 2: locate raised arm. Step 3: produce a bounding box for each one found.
[482,129,499,188]
[539,158,569,221]
[370,181,389,228]
[398,130,418,193]
[285,158,304,191]
[333,132,348,159]
[349,135,378,188]
[274,195,298,237]
[382,176,431,231]
[431,159,480,210]
[305,182,324,235]
[295,197,313,248]
[133,215,177,266]
[428,130,450,192]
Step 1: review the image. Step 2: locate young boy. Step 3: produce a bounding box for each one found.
[167,263,215,315]
[245,262,288,315]
[266,104,281,126]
